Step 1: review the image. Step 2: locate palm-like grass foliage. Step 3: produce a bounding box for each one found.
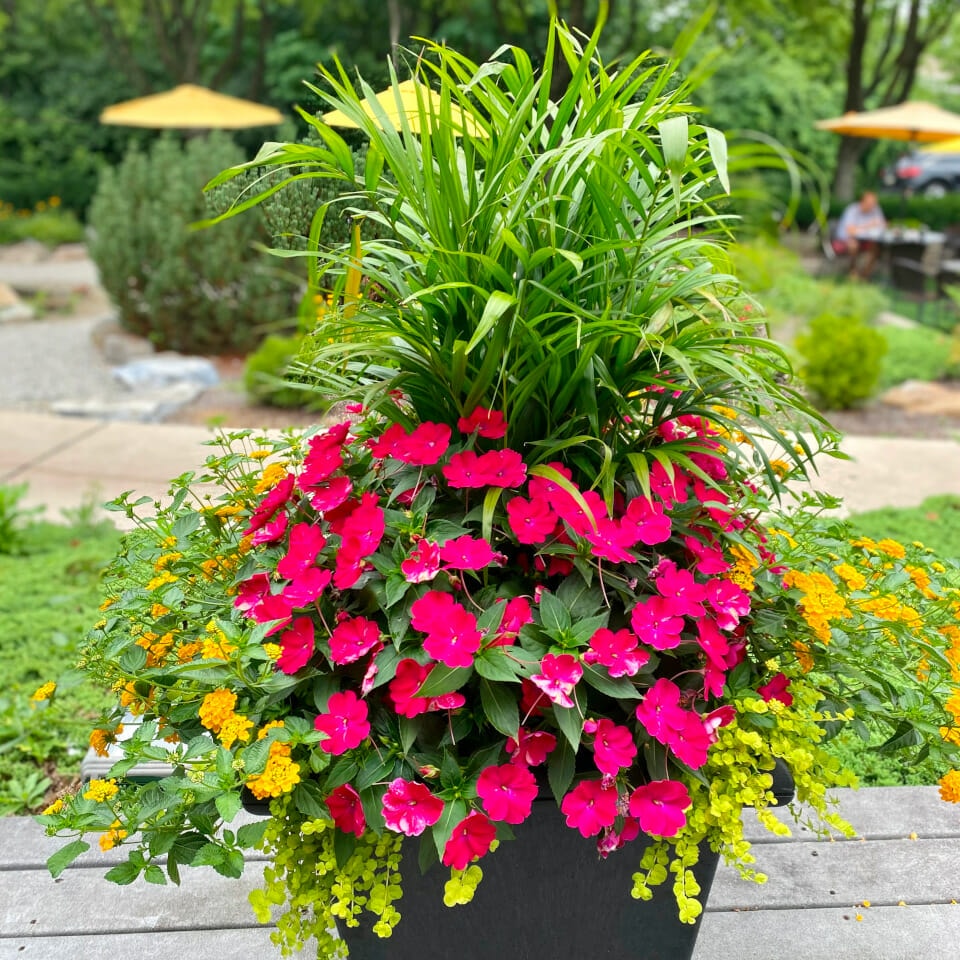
[209,19,829,499]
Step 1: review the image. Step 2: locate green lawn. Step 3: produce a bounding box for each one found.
[0,519,121,814]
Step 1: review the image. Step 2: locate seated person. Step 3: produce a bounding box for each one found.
[832,191,886,278]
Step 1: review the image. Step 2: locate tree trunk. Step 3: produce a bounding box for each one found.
[833,136,868,204]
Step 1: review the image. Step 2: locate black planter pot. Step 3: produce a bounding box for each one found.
[341,796,719,960]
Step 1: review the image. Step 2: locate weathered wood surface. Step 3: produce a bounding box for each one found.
[2,787,959,959]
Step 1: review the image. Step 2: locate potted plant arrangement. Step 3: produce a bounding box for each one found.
[42,16,960,960]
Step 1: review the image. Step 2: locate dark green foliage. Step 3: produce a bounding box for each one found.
[794,192,960,233]
[848,495,960,560]
[823,727,943,786]
[243,334,311,407]
[88,134,296,354]
[795,312,887,409]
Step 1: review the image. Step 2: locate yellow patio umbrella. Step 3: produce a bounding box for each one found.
[814,100,960,143]
[922,136,960,153]
[100,84,284,129]
[321,79,484,137]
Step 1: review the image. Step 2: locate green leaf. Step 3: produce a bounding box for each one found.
[581,664,642,700]
[144,865,167,885]
[104,861,142,885]
[325,756,360,791]
[46,840,89,879]
[293,779,329,818]
[385,574,412,608]
[479,679,519,738]
[567,613,610,645]
[465,291,516,355]
[475,648,524,683]
[171,512,201,540]
[241,738,272,777]
[215,791,242,823]
[356,752,395,791]
[334,829,358,869]
[538,591,571,636]
[419,832,440,874]
[553,698,583,751]
[191,843,227,868]
[237,820,271,849]
[432,798,467,857]
[548,737,576,802]
[416,665,473,698]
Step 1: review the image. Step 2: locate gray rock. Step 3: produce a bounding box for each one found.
[51,382,203,421]
[91,318,154,365]
[112,355,219,391]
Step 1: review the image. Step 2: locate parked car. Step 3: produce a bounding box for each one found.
[882,151,960,197]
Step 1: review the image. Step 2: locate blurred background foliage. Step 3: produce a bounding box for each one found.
[3,0,960,215]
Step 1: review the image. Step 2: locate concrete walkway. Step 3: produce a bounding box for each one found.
[2,410,960,527]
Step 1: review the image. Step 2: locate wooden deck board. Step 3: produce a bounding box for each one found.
[2,786,959,959]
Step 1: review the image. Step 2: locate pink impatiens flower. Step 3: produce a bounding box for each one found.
[634,678,687,742]
[244,473,296,534]
[442,811,497,869]
[630,596,685,650]
[584,518,640,563]
[410,591,483,669]
[704,578,751,631]
[276,522,327,580]
[622,496,672,545]
[653,559,707,619]
[584,627,650,678]
[457,406,508,439]
[369,422,451,465]
[439,535,500,571]
[560,778,620,837]
[306,476,353,514]
[386,658,467,716]
[491,596,534,647]
[476,763,538,824]
[684,533,731,575]
[327,784,366,837]
[757,672,793,707]
[668,712,714,769]
[553,488,607,536]
[282,567,332,609]
[249,511,289,546]
[277,616,316,674]
[506,496,557,545]
[530,653,583,709]
[400,539,441,584]
[328,616,381,665]
[506,728,557,767]
[381,778,444,836]
[443,449,527,489]
[314,690,370,754]
[584,718,637,776]
[628,780,691,837]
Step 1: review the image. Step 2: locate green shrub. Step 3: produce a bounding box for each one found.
[88,134,297,355]
[729,239,889,337]
[794,312,887,409]
[0,204,85,247]
[878,325,953,388]
[243,333,311,407]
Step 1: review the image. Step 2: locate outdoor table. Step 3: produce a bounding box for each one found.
[854,227,945,282]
